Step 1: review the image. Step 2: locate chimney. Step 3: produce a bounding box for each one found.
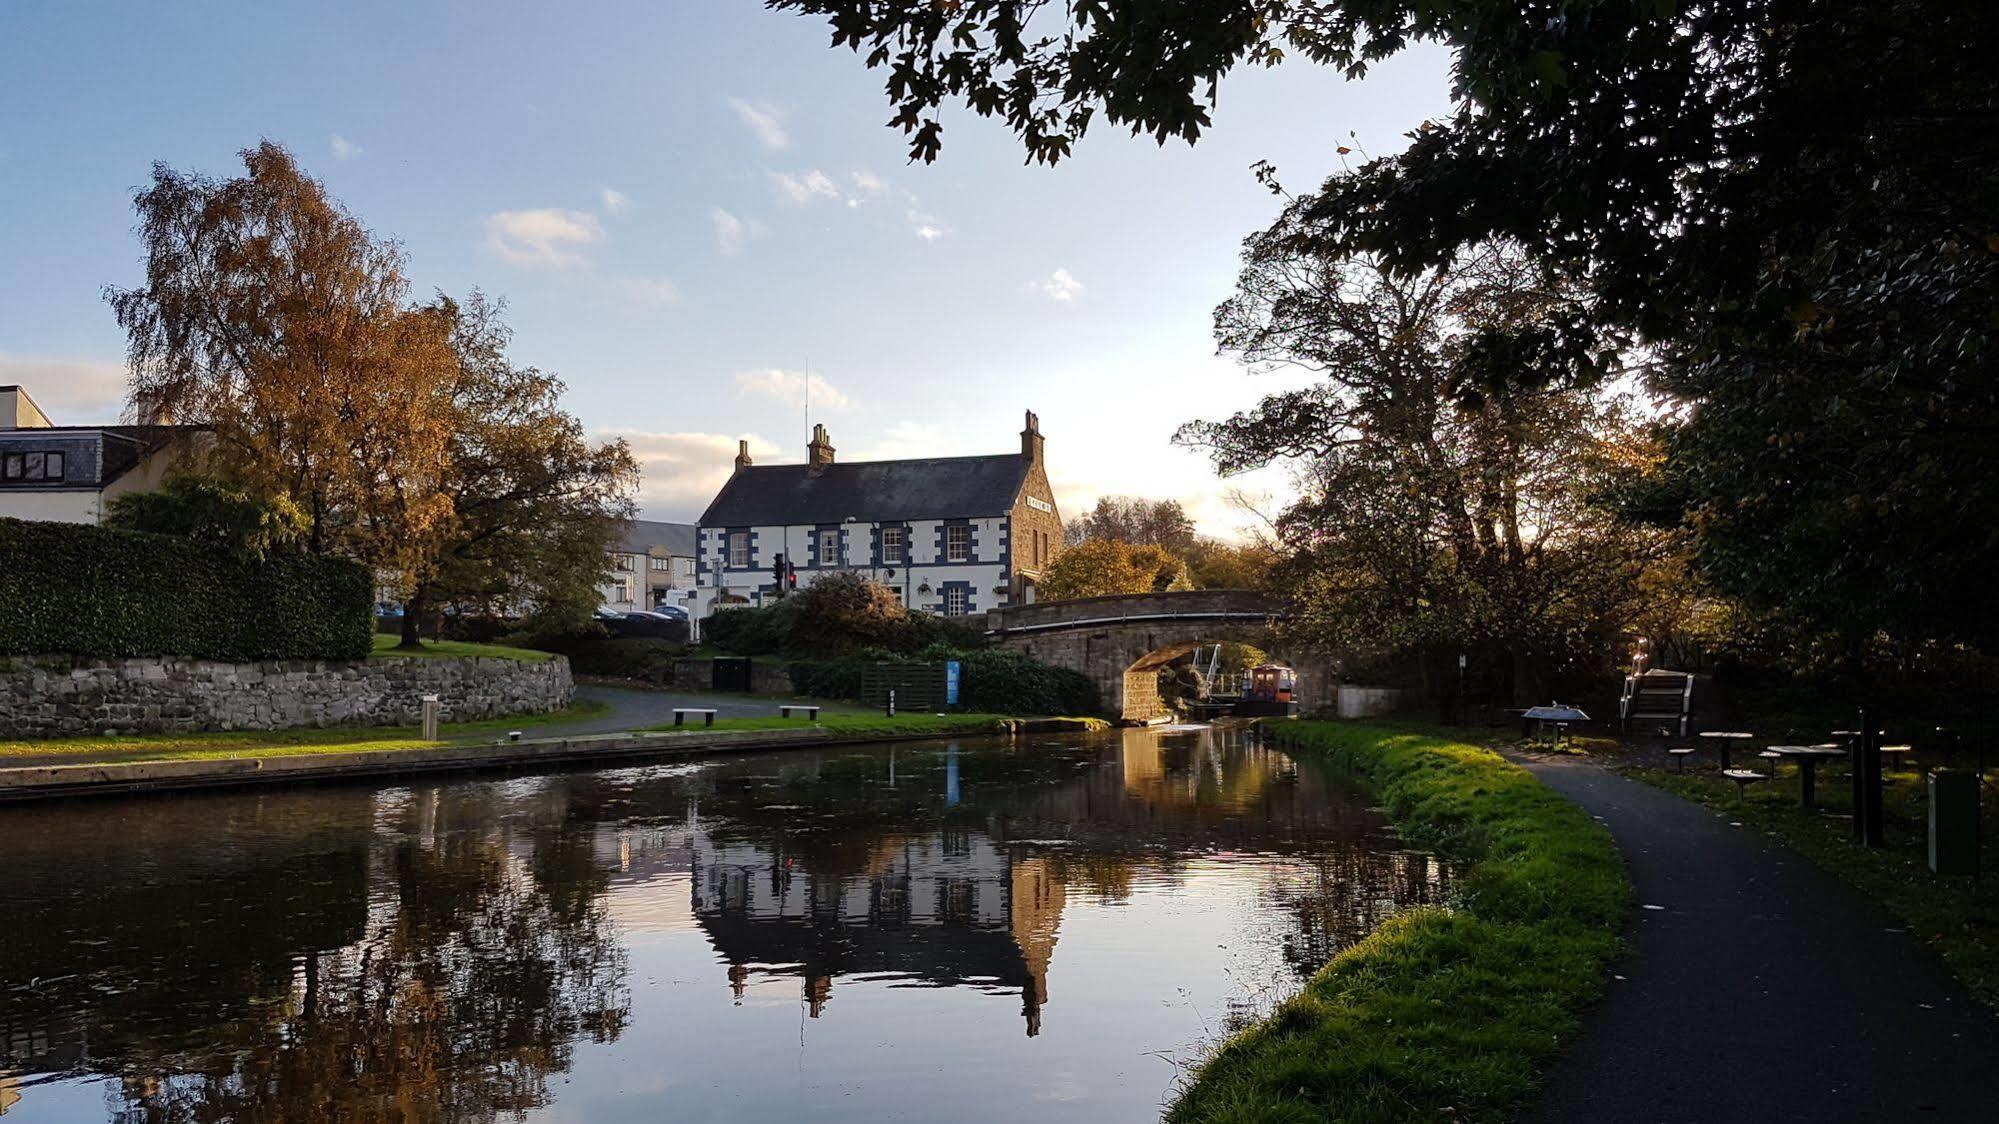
[734,439,753,471]
[807,423,835,476]
[1020,409,1043,463]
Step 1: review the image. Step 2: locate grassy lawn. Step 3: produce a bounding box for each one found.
[0,699,608,768]
[369,633,554,661]
[1169,720,1631,1124]
[1631,759,1999,1008]
[642,711,1022,738]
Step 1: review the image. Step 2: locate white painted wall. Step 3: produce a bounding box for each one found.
[693,516,1015,621]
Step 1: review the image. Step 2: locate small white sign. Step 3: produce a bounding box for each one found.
[1026,495,1053,513]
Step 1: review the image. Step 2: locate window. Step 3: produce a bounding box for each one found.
[45,451,62,479]
[615,554,636,572]
[676,557,695,578]
[728,531,749,568]
[818,528,841,566]
[944,586,968,616]
[882,525,906,564]
[0,452,56,481]
[946,524,970,562]
[650,556,671,571]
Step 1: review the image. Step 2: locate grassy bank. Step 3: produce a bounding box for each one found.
[1634,762,1999,1008]
[1170,721,1630,1123]
[0,700,607,767]
[369,634,555,661]
[645,711,1022,738]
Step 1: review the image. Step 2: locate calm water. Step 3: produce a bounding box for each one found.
[0,725,1446,1122]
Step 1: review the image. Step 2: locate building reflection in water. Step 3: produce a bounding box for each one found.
[0,724,1445,1119]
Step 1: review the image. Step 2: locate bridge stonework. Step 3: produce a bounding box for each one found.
[984,590,1331,723]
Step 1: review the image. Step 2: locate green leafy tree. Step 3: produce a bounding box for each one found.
[1064,496,1198,550]
[105,474,308,559]
[776,0,1999,657]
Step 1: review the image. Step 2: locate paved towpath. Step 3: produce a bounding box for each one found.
[516,684,807,739]
[1515,752,1999,1123]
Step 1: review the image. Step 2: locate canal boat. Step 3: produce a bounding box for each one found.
[1232,664,1298,718]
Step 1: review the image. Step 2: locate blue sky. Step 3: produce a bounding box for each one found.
[0,1,1453,533]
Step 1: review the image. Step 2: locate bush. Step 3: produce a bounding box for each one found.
[705,577,986,658]
[781,647,1098,715]
[519,629,688,681]
[0,517,372,660]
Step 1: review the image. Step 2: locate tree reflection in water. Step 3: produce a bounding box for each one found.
[1,725,1446,1122]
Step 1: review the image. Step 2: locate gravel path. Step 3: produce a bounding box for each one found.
[1516,751,1999,1122]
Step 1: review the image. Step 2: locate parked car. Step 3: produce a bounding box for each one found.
[611,610,689,641]
[647,604,690,621]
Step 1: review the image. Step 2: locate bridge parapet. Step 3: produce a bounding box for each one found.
[985,589,1281,634]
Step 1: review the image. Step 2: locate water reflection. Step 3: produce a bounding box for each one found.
[0,726,1445,1122]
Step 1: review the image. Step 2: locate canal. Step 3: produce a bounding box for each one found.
[0,725,1447,1121]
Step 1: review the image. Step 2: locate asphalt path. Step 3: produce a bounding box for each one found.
[1517,753,1999,1122]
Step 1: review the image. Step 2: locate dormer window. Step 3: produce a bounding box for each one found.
[2,451,64,481]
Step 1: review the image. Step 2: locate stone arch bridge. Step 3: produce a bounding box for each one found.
[985,590,1329,723]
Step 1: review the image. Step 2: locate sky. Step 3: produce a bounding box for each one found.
[0,1,1455,536]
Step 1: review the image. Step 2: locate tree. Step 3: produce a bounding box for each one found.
[1065,496,1197,550]
[1038,538,1192,602]
[1180,241,1663,704]
[107,141,458,587]
[403,294,638,643]
[1182,539,1277,590]
[107,144,636,643]
[105,474,308,559]
[775,0,1999,654]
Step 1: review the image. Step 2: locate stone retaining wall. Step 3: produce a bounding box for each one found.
[0,654,573,738]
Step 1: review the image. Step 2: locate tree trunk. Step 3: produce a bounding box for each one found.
[399,597,424,648]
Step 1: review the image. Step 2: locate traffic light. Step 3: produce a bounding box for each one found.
[771,553,787,597]
[787,559,797,590]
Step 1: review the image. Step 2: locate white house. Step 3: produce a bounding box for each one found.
[0,384,200,524]
[692,411,1065,621]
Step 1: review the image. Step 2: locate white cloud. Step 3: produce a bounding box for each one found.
[728,98,790,150]
[734,367,854,412]
[1032,268,1085,302]
[850,170,887,197]
[847,420,959,460]
[907,209,949,242]
[768,169,841,205]
[0,353,128,422]
[484,208,605,268]
[618,278,679,305]
[607,430,784,520]
[709,206,769,255]
[330,134,361,160]
[600,187,630,214]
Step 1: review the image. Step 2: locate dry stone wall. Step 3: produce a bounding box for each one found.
[0,654,572,738]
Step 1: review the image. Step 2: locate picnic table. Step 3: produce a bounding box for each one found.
[1765,744,1846,808]
[1699,731,1756,768]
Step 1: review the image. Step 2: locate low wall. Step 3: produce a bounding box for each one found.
[0,654,572,738]
[1336,685,1412,719]
[662,659,793,695]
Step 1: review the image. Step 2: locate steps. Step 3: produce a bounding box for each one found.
[1621,669,1696,737]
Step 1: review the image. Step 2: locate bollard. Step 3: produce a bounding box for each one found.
[885,689,896,718]
[420,694,440,741]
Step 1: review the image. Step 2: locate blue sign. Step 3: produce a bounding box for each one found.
[945,660,961,707]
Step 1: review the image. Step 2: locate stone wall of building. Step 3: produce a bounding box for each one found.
[0,654,573,738]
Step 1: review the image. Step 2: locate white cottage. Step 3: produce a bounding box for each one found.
[691,412,1065,622]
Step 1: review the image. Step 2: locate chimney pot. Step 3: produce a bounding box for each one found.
[734,439,753,470]
[1020,409,1044,462]
[807,424,836,475]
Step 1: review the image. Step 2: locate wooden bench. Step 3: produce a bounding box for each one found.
[778,704,822,720]
[672,707,718,728]
[1668,746,1699,773]
[1721,769,1769,799]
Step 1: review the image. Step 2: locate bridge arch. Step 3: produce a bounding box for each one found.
[984,590,1328,723]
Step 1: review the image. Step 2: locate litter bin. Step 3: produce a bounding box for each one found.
[1928,769,1979,876]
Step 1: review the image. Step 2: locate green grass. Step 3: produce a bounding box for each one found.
[1633,761,1999,1008]
[0,700,608,767]
[1169,720,1631,1124]
[642,711,1021,738]
[369,633,555,661]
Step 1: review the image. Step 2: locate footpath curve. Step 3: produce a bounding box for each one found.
[1515,752,1999,1122]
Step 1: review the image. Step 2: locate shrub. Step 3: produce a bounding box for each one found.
[0,517,372,660]
[705,577,988,658]
[782,647,1098,715]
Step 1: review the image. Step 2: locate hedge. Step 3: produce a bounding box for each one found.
[0,517,373,661]
[785,648,1099,716]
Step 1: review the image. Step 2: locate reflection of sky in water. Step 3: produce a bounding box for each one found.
[0,726,1446,1123]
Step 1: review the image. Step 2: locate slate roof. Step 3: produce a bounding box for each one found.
[618,519,698,556]
[0,424,202,488]
[698,454,1031,527]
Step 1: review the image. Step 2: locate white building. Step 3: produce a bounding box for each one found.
[0,385,200,524]
[691,412,1065,621]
